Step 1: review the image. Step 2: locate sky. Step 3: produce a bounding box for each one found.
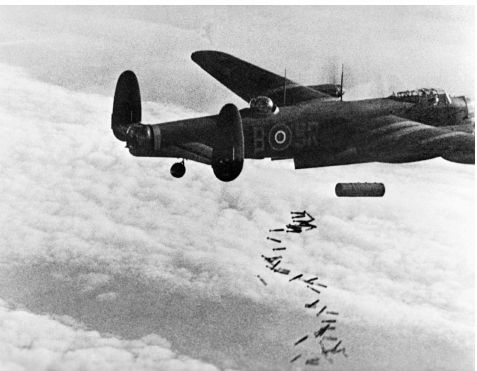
[0,5,474,371]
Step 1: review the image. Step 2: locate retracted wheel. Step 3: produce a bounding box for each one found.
[170,161,186,178]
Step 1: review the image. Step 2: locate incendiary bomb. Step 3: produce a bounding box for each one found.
[335,182,385,197]
[260,211,348,365]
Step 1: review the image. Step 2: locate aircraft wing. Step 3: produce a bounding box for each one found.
[191,50,329,106]
[294,115,475,168]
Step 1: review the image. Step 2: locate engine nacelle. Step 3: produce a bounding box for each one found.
[212,104,244,182]
[308,84,344,98]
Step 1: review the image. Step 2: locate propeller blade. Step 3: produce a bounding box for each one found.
[340,64,344,102]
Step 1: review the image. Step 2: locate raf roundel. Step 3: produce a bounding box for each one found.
[269,124,292,151]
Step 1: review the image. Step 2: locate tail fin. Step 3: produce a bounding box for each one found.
[112,70,141,141]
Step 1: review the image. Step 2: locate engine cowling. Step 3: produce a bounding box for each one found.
[212,104,244,182]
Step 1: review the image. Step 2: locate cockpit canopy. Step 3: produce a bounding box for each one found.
[250,96,279,115]
[390,88,452,105]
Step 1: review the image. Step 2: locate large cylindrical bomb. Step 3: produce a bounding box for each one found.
[335,182,385,197]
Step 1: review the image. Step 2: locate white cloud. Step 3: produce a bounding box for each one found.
[0,7,473,369]
[0,299,220,371]
[78,273,112,293]
[96,292,118,302]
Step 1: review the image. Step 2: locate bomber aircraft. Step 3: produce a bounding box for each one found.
[112,51,474,181]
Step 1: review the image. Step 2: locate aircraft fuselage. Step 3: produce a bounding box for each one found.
[143,96,472,166]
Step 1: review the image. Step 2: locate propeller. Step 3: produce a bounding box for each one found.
[324,59,344,100]
[319,57,356,99]
[340,64,344,102]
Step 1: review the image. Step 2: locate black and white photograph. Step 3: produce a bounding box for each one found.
[0,5,474,371]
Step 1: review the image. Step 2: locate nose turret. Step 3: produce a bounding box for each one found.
[453,96,474,126]
[464,97,474,119]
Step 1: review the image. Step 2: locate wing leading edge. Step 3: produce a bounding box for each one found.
[191,50,329,106]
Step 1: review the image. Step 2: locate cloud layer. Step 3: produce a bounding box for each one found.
[0,59,473,370]
[0,299,221,371]
[0,6,474,371]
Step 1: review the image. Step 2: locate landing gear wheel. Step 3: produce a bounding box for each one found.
[170,161,186,178]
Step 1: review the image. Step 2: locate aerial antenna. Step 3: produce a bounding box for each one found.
[283,68,287,106]
[340,64,344,102]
